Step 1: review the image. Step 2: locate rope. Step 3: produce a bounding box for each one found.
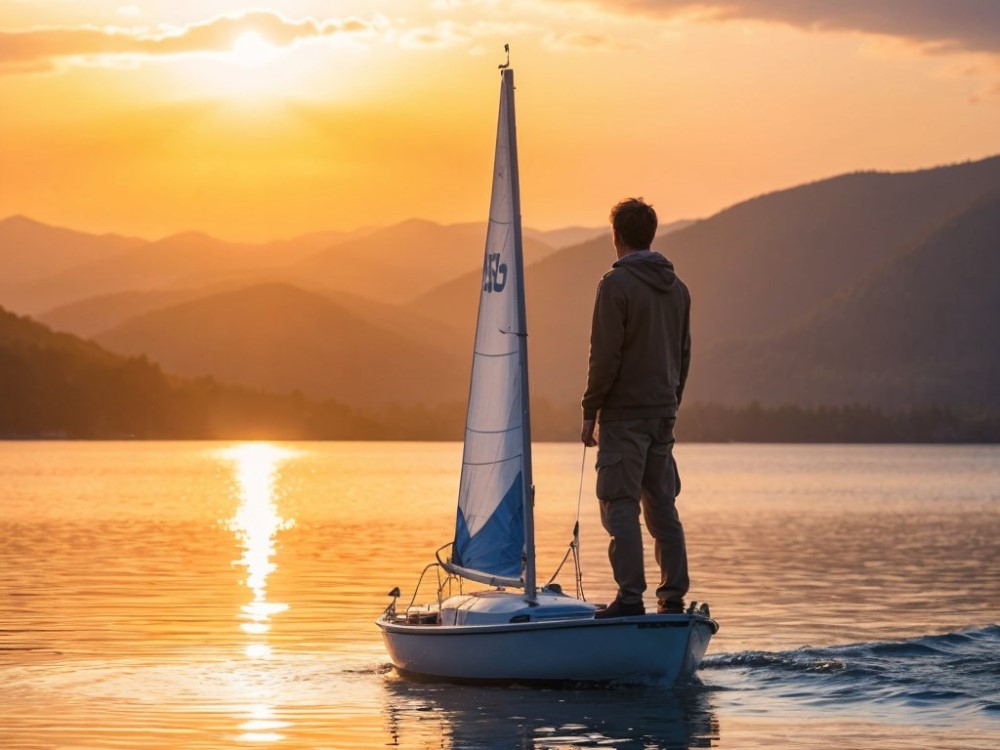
[546,444,589,600]
[574,444,587,600]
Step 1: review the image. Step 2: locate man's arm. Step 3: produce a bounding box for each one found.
[676,287,691,406]
[581,276,626,421]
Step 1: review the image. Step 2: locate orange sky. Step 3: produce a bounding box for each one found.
[1,1,998,241]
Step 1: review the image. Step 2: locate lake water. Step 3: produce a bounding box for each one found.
[1,441,998,749]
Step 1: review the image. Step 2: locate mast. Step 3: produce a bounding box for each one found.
[443,57,535,595]
[502,67,537,600]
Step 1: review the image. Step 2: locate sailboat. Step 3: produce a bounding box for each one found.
[377,58,718,685]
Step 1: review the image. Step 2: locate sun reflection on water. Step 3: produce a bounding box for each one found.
[236,702,291,744]
[221,443,297,743]
[222,443,296,655]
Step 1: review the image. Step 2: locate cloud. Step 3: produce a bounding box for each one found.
[392,16,538,52]
[0,11,377,73]
[397,21,468,50]
[575,0,1000,55]
[543,31,625,51]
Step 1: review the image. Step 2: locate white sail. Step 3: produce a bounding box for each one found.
[450,68,535,592]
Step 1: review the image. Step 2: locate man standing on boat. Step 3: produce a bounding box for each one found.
[581,197,691,619]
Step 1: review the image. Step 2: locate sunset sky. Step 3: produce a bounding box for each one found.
[1,1,998,241]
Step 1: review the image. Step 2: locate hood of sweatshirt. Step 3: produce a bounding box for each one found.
[612,250,678,293]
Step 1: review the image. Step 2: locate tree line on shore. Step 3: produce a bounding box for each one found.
[5,306,998,443]
[3,352,997,443]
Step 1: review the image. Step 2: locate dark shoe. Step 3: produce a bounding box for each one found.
[594,596,645,619]
[657,598,684,614]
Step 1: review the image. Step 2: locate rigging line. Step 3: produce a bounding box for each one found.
[465,425,521,435]
[575,443,587,538]
[574,443,588,600]
[462,453,522,467]
[546,543,574,588]
[473,350,518,358]
[545,443,590,599]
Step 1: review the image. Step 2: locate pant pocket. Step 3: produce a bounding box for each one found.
[595,450,627,501]
[648,442,681,497]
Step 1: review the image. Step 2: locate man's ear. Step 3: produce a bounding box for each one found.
[611,229,626,258]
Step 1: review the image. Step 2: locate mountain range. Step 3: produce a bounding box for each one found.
[0,217,563,315]
[2,154,999,437]
[0,305,377,439]
[92,282,467,408]
[694,190,1000,409]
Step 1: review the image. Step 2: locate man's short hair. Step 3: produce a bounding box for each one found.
[610,198,657,250]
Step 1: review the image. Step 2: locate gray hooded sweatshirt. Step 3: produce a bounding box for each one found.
[582,250,691,422]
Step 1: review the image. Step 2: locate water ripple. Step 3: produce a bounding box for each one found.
[702,625,1000,722]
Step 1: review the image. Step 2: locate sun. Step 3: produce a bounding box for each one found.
[230,31,277,66]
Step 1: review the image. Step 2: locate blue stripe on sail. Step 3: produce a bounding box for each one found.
[453,472,524,578]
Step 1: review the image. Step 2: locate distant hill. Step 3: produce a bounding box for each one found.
[33,220,572,342]
[0,215,144,285]
[0,305,376,439]
[523,219,693,254]
[660,156,1000,352]
[39,280,469,366]
[258,227,373,261]
[93,283,466,408]
[281,219,558,304]
[691,191,1000,409]
[2,217,558,315]
[0,221,375,315]
[38,285,243,338]
[524,226,607,249]
[5,231,262,314]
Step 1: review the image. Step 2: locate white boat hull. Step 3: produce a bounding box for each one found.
[378,591,717,684]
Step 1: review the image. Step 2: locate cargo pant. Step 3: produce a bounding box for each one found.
[596,417,689,607]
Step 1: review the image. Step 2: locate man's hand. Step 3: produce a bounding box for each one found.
[581,419,598,447]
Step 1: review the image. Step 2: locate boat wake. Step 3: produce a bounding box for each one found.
[700,625,1000,722]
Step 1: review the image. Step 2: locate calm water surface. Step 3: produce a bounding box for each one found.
[1,442,998,749]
